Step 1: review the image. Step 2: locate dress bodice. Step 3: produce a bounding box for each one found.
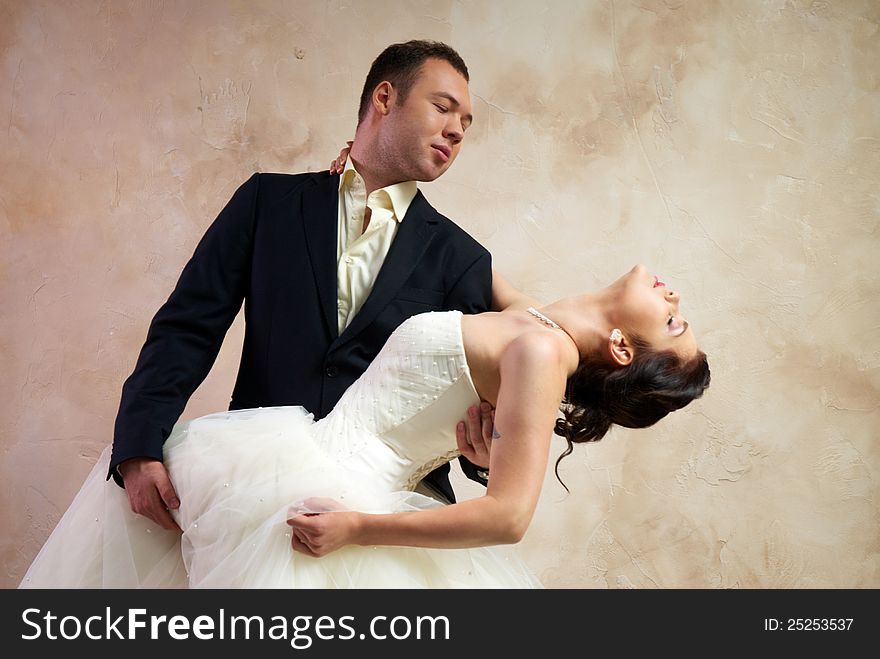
[312,311,479,492]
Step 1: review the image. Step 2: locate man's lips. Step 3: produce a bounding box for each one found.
[653,276,666,288]
[432,144,451,161]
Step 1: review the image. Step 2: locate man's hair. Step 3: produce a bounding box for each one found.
[357,40,469,124]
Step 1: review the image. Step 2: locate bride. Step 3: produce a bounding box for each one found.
[20,264,709,588]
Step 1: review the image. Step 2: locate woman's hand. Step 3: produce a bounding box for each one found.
[287,498,361,557]
[329,141,353,175]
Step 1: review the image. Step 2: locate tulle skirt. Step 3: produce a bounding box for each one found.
[20,407,541,589]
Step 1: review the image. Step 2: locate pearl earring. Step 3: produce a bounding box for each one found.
[610,328,623,343]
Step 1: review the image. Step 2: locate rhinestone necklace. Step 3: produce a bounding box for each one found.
[526,306,561,329]
[525,306,580,354]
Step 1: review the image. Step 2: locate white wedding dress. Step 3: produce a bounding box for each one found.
[20,311,541,589]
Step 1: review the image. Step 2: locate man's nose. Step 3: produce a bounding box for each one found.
[443,117,464,144]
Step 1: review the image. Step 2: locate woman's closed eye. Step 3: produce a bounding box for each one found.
[667,315,688,337]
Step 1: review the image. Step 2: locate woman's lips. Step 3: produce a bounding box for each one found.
[653,276,666,288]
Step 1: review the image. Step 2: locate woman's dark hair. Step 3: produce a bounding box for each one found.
[358,40,469,124]
[553,336,711,490]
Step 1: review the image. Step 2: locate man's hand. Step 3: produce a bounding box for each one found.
[118,458,182,532]
[329,141,353,175]
[456,402,495,469]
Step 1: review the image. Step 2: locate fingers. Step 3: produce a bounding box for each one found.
[305,497,346,512]
[123,460,182,532]
[330,157,346,174]
[329,141,354,174]
[287,511,319,527]
[290,528,317,557]
[455,420,475,462]
[480,402,494,444]
[132,489,181,532]
[289,497,345,515]
[461,403,494,469]
[156,469,180,511]
[287,515,324,557]
[147,465,182,532]
[151,502,183,533]
[143,483,182,532]
[466,404,481,448]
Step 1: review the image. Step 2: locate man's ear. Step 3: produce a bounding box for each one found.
[609,329,632,366]
[372,81,395,116]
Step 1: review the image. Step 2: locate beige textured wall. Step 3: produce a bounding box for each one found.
[2,0,877,588]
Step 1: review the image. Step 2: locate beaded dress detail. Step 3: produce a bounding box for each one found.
[20,311,540,589]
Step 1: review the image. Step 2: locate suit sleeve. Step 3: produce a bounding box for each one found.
[443,250,494,487]
[107,173,261,484]
[443,251,492,314]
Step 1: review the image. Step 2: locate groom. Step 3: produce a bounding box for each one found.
[109,40,499,531]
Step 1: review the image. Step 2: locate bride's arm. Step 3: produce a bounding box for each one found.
[288,333,568,555]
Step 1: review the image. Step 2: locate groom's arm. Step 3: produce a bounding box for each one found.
[440,251,496,487]
[491,269,541,311]
[108,173,261,485]
[443,251,493,313]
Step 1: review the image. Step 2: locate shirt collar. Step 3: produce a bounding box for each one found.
[340,158,417,222]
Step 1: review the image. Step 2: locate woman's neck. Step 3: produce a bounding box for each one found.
[533,294,611,365]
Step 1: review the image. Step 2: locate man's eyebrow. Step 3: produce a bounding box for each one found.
[434,92,473,125]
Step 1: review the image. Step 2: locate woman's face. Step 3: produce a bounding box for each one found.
[609,264,698,361]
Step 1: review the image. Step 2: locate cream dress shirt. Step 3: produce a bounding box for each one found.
[336,159,417,333]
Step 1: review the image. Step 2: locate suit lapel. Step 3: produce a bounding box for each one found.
[301,174,340,340]
[335,190,438,347]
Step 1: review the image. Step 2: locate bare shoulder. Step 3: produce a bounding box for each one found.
[463,312,570,369]
[500,329,569,375]
[494,329,570,421]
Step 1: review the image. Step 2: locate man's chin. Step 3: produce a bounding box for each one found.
[415,163,451,183]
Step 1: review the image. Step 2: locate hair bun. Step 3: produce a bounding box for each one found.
[555,404,612,443]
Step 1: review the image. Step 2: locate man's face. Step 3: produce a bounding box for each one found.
[380,58,473,182]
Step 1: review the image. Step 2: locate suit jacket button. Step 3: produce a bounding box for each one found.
[325,365,339,378]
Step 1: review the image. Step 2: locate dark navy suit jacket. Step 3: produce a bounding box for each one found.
[108,171,492,503]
